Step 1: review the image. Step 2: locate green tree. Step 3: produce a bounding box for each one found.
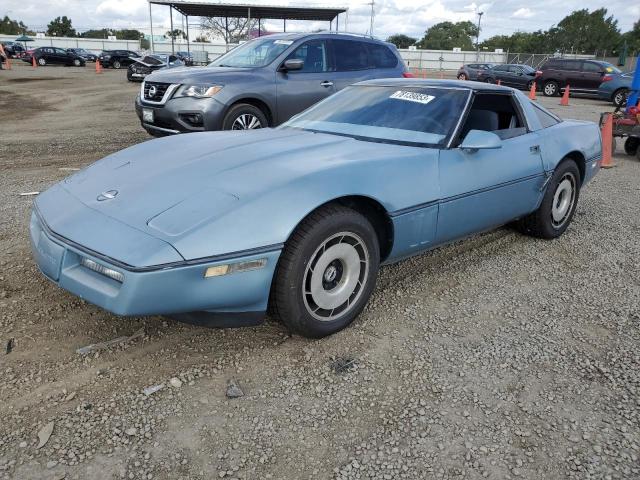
[0,15,30,35]
[47,16,76,37]
[194,35,210,43]
[386,34,417,49]
[621,19,640,53]
[165,29,185,40]
[553,8,620,54]
[417,21,478,50]
[117,29,143,40]
[81,29,110,39]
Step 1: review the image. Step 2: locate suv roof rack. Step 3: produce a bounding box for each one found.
[313,31,376,39]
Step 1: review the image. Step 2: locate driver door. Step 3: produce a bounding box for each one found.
[436,93,545,243]
[275,40,334,123]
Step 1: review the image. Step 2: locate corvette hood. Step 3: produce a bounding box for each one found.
[60,129,355,239]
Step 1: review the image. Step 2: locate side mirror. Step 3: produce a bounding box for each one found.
[282,59,304,71]
[459,130,502,152]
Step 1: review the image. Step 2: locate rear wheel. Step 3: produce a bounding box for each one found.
[112,60,121,69]
[624,137,639,156]
[270,205,380,338]
[613,89,628,108]
[516,160,580,239]
[222,103,268,130]
[543,81,559,97]
[485,77,495,84]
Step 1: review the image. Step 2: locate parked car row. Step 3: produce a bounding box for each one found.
[457,58,633,107]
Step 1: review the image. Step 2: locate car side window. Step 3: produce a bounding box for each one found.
[581,62,601,73]
[493,65,507,72]
[367,43,398,69]
[532,104,561,129]
[508,65,521,74]
[458,93,528,144]
[286,40,328,73]
[55,48,67,55]
[333,40,369,71]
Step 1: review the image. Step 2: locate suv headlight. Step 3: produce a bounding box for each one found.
[175,84,223,98]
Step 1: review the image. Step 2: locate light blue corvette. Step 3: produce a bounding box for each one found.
[31,80,602,338]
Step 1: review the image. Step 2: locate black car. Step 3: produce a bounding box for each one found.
[1,41,26,58]
[67,48,97,62]
[175,51,194,66]
[99,50,140,69]
[476,64,540,90]
[32,47,86,67]
[537,58,621,97]
[127,54,184,82]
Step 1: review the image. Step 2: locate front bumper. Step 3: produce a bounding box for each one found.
[135,94,226,134]
[30,209,281,324]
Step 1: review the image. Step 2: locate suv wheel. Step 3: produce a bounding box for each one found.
[223,104,268,130]
[112,60,121,69]
[543,81,559,97]
[613,89,628,108]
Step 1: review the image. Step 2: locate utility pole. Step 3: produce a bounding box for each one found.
[369,0,375,36]
[476,11,483,60]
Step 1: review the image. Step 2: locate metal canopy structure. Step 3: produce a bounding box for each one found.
[149,0,347,22]
[147,1,348,55]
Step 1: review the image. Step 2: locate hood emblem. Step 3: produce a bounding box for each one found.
[148,85,157,97]
[97,190,118,201]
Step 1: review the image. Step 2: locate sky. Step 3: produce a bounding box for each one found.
[3,0,639,42]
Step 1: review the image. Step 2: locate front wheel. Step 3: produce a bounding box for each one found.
[270,205,380,338]
[222,103,268,130]
[516,160,580,239]
[37,57,46,66]
[543,81,559,97]
[485,77,495,84]
[112,60,121,69]
[73,58,81,67]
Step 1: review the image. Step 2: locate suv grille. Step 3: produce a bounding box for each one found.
[144,81,170,101]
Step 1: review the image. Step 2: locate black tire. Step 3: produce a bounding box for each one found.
[457,73,467,80]
[543,81,559,97]
[112,60,121,69]
[72,58,81,67]
[612,89,628,108]
[516,160,580,239]
[222,103,268,130]
[37,57,46,66]
[270,204,380,338]
[626,137,640,156]
[485,77,495,84]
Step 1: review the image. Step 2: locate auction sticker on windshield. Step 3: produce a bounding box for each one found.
[274,40,294,45]
[390,91,435,105]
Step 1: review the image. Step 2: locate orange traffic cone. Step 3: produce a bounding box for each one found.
[528,81,536,100]
[32,55,37,68]
[600,113,615,168]
[4,56,11,70]
[560,84,570,106]
[95,59,102,74]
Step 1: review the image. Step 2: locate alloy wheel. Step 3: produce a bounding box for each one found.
[302,232,369,322]
[551,173,576,228]
[231,114,263,130]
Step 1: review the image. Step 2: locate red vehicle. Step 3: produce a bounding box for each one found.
[20,49,35,63]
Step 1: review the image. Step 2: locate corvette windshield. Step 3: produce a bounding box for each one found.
[282,85,470,147]
[209,38,293,68]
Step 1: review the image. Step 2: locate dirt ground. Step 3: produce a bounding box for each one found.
[1,62,639,480]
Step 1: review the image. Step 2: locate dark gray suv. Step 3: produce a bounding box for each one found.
[134,33,410,136]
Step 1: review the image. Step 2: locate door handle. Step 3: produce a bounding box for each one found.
[320,81,334,87]
[530,145,540,154]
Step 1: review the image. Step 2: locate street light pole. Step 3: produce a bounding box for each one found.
[476,11,483,60]
[369,0,375,36]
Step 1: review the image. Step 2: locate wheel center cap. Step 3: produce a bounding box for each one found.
[324,265,338,283]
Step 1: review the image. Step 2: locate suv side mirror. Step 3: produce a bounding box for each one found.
[282,59,304,71]
[460,130,502,152]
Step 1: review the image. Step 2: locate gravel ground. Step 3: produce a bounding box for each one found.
[1,63,639,480]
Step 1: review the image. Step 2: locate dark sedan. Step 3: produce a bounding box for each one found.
[32,47,85,67]
[99,50,140,69]
[477,64,540,90]
[127,54,184,82]
[67,48,97,62]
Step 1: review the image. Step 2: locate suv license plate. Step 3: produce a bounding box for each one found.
[143,108,154,123]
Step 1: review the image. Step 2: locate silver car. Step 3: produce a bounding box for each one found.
[134,32,410,136]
